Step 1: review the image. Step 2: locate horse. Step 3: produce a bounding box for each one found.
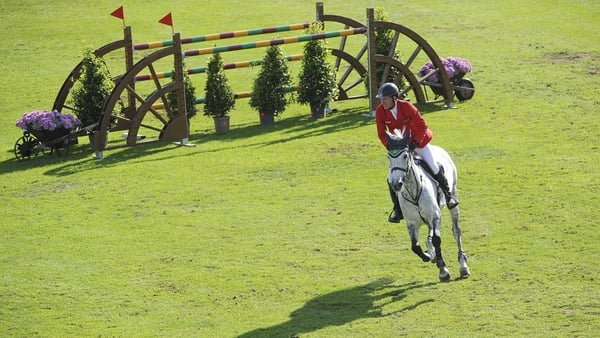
[385,129,470,281]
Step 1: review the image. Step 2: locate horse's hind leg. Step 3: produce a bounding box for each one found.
[407,223,433,262]
[450,206,470,277]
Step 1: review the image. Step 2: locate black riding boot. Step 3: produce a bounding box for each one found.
[433,169,459,209]
[388,183,403,223]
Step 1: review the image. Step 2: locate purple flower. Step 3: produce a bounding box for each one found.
[15,110,81,131]
[447,56,472,74]
[418,57,472,83]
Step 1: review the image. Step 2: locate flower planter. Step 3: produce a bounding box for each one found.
[419,57,474,100]
[28,127,75,148]
[14,110,81,159]
[29,127,71,143]
[426,72,474,101]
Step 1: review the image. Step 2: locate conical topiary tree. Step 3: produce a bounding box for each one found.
[297,22,337,119]
[71,49,114,131]
[203,52,235,133]
[203,52,235,118]
[166,63,197,119]
[249,45,292,125]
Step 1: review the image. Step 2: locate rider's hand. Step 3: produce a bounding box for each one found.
[409,141,418,151]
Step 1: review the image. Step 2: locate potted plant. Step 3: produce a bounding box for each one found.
[203,52,235,134]
[297,23,337,119]
[70,49,114,149]
[166,63,198,121]
[250,45,292,126]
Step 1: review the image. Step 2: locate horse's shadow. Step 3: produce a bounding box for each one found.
[237,278,435,338]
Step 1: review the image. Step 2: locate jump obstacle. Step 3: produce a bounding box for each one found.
[52,2,458,159]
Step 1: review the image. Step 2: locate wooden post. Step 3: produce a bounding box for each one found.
[366,7,377,117]
[316,2,324,21]
[165,32,192,146]
[123,26,136,119]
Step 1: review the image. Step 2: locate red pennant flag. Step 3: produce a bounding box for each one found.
[158,12,173,27]
[110,6,124,20]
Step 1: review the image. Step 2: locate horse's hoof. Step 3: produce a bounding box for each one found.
[458,254,470,277]
[422,251,435,262]
[439,267,451,282]
[460,266,471,278]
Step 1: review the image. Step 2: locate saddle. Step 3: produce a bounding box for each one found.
[412,153,438,178]
[412,153,445,204]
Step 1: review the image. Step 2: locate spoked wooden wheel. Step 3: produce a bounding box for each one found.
[368,21,458,105]
[98,41,189,148]
[14,132,43,160]
[331,46,369,101]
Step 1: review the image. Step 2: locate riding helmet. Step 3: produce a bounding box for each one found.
[375,82,399,99]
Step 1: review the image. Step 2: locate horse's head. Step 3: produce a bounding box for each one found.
[386,129,411,192]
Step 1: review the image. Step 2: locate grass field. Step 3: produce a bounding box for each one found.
[1,0,600,337]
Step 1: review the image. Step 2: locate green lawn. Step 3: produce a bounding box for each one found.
[1,0,599,337]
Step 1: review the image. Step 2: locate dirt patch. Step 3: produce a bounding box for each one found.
[546,51,598,62]
[546,51,599,75]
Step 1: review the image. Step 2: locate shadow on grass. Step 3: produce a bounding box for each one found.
[238,278,435,338]
[0,106,374,176]
[416,102,453,115]
[188,105,373,147]
[2,103,446,176]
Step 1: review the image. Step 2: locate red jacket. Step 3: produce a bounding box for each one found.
[376,99,433,148]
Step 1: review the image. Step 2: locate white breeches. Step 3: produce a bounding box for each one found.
[415,144,440,174]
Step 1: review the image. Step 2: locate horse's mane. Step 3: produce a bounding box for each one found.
[385,128,410,150]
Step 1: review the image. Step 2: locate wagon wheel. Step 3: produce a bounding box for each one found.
[328,33,418,104]
[364,20,457,106]
[97,42,189,149]
[331,46,369,101]
[454,78,475,101]
[329,20,453,106]
[314,10,370,102]
[14,133,43,160]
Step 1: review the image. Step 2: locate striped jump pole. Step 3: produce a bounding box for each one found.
[152,86,298,109]
[135,54,303,82]
[133,22,310,50]
[183,27,367,57]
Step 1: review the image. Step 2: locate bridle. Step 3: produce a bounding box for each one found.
[388,147,409,177]
[388,146,423,208]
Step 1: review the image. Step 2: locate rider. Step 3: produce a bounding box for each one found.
[375,82,459,223]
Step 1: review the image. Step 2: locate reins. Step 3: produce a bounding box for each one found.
[399,150,423,208]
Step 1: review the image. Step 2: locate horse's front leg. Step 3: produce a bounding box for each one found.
[407,222,432,262]
[431,215,451,282]
[449,206,470,277]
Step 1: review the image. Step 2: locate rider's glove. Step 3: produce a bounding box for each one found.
[409,141,418,151]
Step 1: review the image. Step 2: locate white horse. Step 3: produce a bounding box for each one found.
[386,129,470,281]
